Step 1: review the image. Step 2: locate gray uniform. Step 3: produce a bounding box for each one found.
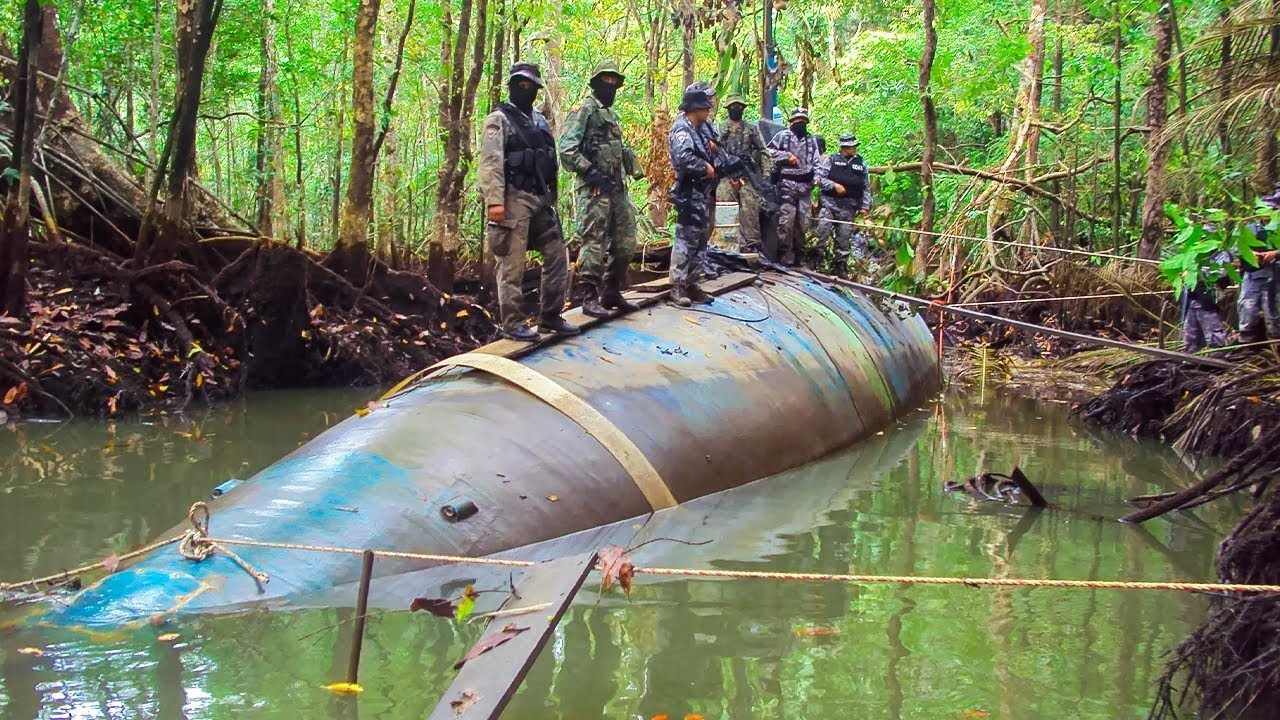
[1238,221,1280,342]
[1182,251,1230,354]
[815,153,873,270]
[668,114,716,289]
[766,129,823,265]
[478,106,571,332]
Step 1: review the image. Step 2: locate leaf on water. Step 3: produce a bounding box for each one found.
[157,633,180,642]
[102,554,120,573]
[409,597,457,618]
[455,585,478,622]
[684,714,705,720]
[453,623,529,669]
[546,494,559,502]
[52,287,73,296]
[2,382,25,405]
[17,647,43,657]
[597,546,635,597]
[957,711,991,720]
[455,309,469,318]
[449,689,481,716]
[651,715,669,720]
[323,682,363,695]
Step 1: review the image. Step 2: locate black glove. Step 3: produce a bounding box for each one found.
[585,167,614,191]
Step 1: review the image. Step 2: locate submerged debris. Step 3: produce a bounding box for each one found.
[944,467,1047,507]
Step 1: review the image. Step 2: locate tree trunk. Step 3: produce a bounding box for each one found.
[1111,0,1123,251]
[1217,10,1233,156]
[1022,0,1047,173]
[282,0,307,248]
[1254,0,1280,193]
[376,0,401,260]
[488,0,506,113]
[433,0,486,258]
[1050,4,1064,236]
[333,0,380,278]
[0,0,42,316]
[914,0,938,276]
[148,0,161,183]
[135,0,223,267]
[329,38,348,248]
[255,0,285,239]
[680,0,695,89]
[1138,6,1173,261]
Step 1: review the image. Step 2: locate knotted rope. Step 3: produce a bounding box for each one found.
[177,502,271,586]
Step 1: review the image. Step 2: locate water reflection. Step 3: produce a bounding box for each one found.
[1,390,1227,718]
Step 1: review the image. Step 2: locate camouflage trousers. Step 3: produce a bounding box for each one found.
[774,182,812,265]
[574,187,637,290]
[670,186,714,289]
[485,190,570,331]
[1238,269,1280,342]
[1183,301,1228,354]
[718,178,762,250]
[815,197,866,271]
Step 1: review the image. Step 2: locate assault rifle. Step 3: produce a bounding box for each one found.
[711,150,781,216]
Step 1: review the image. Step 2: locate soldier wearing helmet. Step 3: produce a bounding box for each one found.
[765,107,823,266]
[559,60,644,318]
[717,94,768,253]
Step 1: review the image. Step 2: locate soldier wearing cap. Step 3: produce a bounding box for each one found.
[560,60,644,318]
[667,83,719,307]
[1239,184,1280,343]
[766,108,823,266]
[815,134,873,276]
[477,62,579,342]
[717,94,768,253]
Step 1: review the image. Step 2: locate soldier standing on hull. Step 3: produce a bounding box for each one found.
[1240,185,1280,343]
[718,95,767,254]
[560,60,644,319]
[766,108,822,266]
[477,63,579,342]
[667,84,719,308]
[815,134,872,277]
[1181,249,1231,354]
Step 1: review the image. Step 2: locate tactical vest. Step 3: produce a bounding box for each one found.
[499,104,558,196]
[825,154,867,197]
[583,101,627,180]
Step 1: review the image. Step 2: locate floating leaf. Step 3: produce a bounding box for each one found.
[449,689,481,716]
[409,597,457,618]
[957,711,991,720]
[546,494,559,502]
[794,626,839,637]
[685,714,705,720]
[323,682,363,694]
[598,546,635,597]
[456,309,469,318]
[456,585,478,622]
[157,633,180,642]
[17,647,43,657]
[453,624,528,669]
[102,554,120,573]
[2,382,25,405]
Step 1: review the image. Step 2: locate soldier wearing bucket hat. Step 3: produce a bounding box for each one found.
[477,62,578,342]
[765,108,823,266]
[1238,183,1280,343]
[717,94,768,253]
[667,83,720,307]
[560,60,644,319]
[814,133,873,276]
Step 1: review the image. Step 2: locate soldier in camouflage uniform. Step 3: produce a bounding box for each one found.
[717,94,767,253]
[667,84,719,307]
[815,134,872,277]
[560,60,643,318]
[477,63,579,342]
[1239,185,1280,343]
[766,108,823,266]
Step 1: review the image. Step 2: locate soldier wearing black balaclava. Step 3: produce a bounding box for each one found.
[765,108,822,266]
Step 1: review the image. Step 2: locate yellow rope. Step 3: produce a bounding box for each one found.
[203,536,537,568]
[0,535,183,592]
[177,503,271,586]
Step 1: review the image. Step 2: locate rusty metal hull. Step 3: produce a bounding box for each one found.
[51,272,938,625]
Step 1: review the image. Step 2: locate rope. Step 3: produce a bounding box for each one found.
[950,290,1170,307]
[177,502,271,586]
[200,536,536,568]
[812,217,1162,266]
[0,535,183,592]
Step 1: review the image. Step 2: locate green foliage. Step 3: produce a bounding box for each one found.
[1159,202,1280,296]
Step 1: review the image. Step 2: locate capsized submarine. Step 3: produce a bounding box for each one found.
[45,270,938,626]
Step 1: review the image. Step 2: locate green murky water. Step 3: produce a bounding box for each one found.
[0,389,1233,719]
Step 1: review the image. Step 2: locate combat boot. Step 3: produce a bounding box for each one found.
[687,284,715,305]
[669,286,693,308]
[499,324,539,342]
[601,284,641,313]
[578,281,610,319]
[538,314,581,337]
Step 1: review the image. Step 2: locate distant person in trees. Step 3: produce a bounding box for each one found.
[1239,185,1280,344]
[560,60,643,319]
[766,108,822,266]
[478,63,579,342]
[667,83,719,307]
[815,134,872,278]
[717,95,767,254]
[1181,249,1231,354]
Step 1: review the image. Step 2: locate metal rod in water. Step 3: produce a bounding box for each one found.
[346,549,376,685]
